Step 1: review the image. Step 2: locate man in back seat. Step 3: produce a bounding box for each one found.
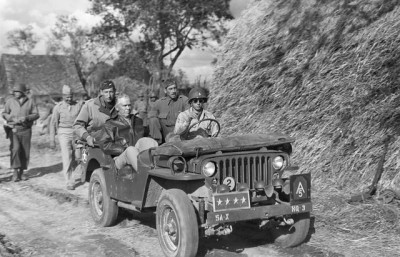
[97,94,158,171]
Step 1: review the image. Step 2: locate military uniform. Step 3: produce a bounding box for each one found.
[148,95,189,143]
[2,93,39,179]
[73,95,117,140]
[174,108,218,140]
[50,99,84,188]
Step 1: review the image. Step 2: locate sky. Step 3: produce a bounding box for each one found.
[0,0,250,82]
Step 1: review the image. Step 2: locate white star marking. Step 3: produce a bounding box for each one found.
[217,198,222,206]
[241,197,246,204]
[225,198,230,205]
[234,197,238,204]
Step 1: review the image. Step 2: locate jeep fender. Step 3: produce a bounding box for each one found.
[143,176,206,210]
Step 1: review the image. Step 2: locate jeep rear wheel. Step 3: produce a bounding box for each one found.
[89,168,118,227]
[156,189,199,257]
[272,212,310,248]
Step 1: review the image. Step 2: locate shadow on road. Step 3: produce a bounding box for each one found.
[27,162,63,178]
[0,162,62,182]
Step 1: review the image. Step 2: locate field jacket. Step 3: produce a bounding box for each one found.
[151,95,189,127]
[2,96,39,130]
[98,114,144,157]
[73,96,117,140]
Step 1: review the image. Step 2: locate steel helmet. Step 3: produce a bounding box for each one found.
[13,83,27,93]
[188,87,208,103]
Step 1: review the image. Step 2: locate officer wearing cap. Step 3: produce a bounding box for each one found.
[73,80,118,146]
[174,87,218,140]
[50,85,84,190]
[148,78,189,144]
[2,83,39,181]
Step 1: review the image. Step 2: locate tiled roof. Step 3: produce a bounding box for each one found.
[0,54,85,96]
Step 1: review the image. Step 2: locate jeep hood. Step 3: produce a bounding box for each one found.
[153,133,294,157]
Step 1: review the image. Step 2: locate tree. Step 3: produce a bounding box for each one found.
[6,25,39,54]
[46,15,115,86]
[107,43,152,83]
[88,0,233,92]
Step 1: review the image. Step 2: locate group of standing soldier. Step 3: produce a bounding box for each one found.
[1,78,216,189]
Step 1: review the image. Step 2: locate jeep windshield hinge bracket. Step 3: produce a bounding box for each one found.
[195,147,202,159]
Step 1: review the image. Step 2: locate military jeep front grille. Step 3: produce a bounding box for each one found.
[212,154,272,189]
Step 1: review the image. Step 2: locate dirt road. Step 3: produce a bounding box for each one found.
[0,126,342,257]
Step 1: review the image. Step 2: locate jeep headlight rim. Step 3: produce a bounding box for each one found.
[272,156,285,170]
[202,161,216,177]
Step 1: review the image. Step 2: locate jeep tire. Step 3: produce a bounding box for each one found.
[156,189,199,257]
[89,168,119,227]
[272,212,310,248]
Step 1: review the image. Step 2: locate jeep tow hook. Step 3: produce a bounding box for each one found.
[205,224,233,236]
[279,217,294,226]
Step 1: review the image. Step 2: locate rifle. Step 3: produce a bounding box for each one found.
[3,121,16,139]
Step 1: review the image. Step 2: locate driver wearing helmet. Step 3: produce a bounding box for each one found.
[174,87,219,140]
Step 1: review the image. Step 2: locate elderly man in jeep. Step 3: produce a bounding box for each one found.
[174,87,219,140]
[97,94,158,171]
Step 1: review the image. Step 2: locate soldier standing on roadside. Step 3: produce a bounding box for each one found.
[148,79,189,144]
[49,85,84,190]
[72,80,118,185]
[2,83,39,182]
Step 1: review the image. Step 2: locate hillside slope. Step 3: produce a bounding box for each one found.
[210,0,400,193]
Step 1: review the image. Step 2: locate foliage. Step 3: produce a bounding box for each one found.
[6,25,39,54]
[46,15,115,86]
[88,0,233,87]
[106,43,152,83]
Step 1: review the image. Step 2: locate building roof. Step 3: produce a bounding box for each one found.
[0,54,85,96]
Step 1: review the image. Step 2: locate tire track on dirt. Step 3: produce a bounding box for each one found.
[0,184,160,257]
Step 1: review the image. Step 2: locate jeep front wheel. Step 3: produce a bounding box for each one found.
[89,168,118,227]
[272,212,310,248]
[156,189,199,257]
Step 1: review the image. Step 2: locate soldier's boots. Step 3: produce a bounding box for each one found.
[12,169,20,182]
[19,169,28,181]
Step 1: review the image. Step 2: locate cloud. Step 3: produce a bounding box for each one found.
[0,0,93,54]
[173,48,215,82]
[229,0,251,18]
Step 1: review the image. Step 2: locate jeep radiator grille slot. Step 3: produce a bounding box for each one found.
[215,154,271,189]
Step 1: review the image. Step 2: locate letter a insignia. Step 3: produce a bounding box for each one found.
[296,182,305,197]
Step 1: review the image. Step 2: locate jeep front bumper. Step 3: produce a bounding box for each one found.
[206,201,312,225]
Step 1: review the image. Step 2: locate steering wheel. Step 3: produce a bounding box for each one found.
[183,118,221,139]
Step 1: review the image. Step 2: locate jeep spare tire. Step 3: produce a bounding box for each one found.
[156,189,199,257]
[89,168,119,227]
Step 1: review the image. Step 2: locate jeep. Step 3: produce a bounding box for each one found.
[78,119,312,257]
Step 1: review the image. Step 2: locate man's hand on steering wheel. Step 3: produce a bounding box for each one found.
[183,118,220,139]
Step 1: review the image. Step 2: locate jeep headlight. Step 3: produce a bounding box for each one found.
[272,156,285,170]
[202,162,216,177]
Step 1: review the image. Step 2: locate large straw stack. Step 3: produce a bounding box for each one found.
[211,0,400,193]
[210,0,400,253]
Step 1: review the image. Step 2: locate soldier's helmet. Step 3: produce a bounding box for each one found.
[188,87,208,103]
[13,83,27,93]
